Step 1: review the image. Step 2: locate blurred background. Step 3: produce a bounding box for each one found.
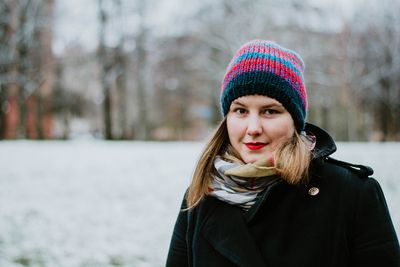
[1,0,400,267]
[1,0,399,141]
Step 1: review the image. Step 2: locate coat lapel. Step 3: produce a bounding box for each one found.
[201,197,268,267]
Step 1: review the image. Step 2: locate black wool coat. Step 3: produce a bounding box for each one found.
[166,124,400,267]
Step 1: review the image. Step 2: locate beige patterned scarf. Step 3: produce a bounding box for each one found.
[208,149,279,211]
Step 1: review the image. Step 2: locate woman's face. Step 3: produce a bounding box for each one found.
[226,95,295,164]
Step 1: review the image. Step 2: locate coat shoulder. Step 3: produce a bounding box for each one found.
[324,156,374,177]
[311,156,376,191]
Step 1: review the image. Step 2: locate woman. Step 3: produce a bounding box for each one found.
[166,40,400,267]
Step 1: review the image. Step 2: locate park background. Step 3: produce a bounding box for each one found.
[0,0,399,266]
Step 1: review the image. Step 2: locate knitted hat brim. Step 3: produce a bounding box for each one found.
[221,71,306,132]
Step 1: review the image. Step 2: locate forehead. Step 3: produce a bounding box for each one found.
[232,95,282,106]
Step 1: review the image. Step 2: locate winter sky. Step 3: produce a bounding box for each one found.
[53,0,203,54]
[53,0,364,55]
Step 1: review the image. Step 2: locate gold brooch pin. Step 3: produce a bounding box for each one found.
[308,187,320,196]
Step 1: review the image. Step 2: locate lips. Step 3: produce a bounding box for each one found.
[245,142,267,150]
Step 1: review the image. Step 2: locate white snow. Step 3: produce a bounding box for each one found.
[0,141,399,266]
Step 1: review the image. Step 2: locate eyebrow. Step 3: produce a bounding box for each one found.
[232,100,283,108]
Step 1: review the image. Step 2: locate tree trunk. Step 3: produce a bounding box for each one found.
[98,0,113,140]
[36,0,55,139]
[135,1,149,140]
[0,0,20,139]
[115,46,129,139]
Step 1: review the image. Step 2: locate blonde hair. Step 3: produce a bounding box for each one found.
[186,118,312,209]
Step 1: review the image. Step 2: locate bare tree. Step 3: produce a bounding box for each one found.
[35,0,55,139]
[347,0,400,140]
[113,0,130,139]
[0,0,20,138]
[97,0,113,139]
[134,0,150,140]
[0,0,54,139]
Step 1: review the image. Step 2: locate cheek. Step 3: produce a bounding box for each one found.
[268,118,295,142]
[226,117,236,141]
[281,122,295,139]
[226,116,244,142]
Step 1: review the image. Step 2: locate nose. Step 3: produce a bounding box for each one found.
[246,115,262,136]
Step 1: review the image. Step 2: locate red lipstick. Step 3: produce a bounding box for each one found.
[245,142,267,150]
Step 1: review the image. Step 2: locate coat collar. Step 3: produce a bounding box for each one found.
[305,123,336,159]
[201,196,268,267]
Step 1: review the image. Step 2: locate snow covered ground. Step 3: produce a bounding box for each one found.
[0,141,399,267]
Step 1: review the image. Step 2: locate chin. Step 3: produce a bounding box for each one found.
[242,152,272,164]
[242,155,259,164]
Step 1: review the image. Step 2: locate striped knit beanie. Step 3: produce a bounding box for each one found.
[220,40,308,132]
